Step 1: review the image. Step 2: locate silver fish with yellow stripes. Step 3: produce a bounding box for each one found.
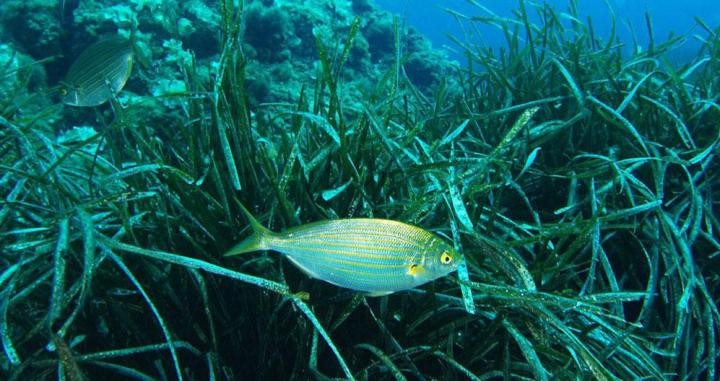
[60,36,133,107]
[224,204,459,295]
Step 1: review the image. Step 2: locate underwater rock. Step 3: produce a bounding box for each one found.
[59,0,81,25]
[73,2,138,34]
[351,0,373,14]
[0,0,63,60]
[179,0,219,58]
[2,0,455,122]
[176,18,195,38]
[364,13,396,62]
[347,33,371,71]
[150,78,187,98]
[245,61,273,103]
[162,38,193,68]
[244,1,293,63]
[402,31,453,90]
[238,0,455,103]
[0,44,23,102]
[0,43,50,112]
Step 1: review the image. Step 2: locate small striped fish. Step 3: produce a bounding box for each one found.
[225,204,459,295]
[61,36,134,107]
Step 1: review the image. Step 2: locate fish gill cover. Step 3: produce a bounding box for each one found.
[0,0,719,380]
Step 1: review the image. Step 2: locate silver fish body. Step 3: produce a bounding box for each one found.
[61,36,133,107]
[225,206,459,294]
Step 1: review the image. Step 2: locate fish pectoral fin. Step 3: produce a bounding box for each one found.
[365,291,393,297]
[292,291,310,301]
[407,263,427,277]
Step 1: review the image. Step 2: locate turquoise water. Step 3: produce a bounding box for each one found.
[377,0,718,63]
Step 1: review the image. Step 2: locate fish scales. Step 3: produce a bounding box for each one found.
[272,220,432,291]
[282,219,429,254]
[62,37,133,107]
[70,41,125,85]
[225,205,459,294]
[76,52,130,101]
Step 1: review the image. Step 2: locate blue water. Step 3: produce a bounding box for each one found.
[375,0,719,63]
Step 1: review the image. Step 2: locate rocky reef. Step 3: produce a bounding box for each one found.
[0,0,454,113]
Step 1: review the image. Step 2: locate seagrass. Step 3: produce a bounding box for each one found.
[0,0,718,379]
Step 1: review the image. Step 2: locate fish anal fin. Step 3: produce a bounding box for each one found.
[285,255,321,279]
[292,291,310,301]
[224,234,266,256]
[365,291,393,297]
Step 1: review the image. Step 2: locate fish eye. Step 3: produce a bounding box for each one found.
[440,251,453,265]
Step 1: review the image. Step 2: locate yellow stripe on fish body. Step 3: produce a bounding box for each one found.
[225,205,459,294]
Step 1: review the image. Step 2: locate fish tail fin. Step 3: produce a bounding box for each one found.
[224,203,276,256]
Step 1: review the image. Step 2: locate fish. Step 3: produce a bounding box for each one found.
[60,36,134,107]
[58,0,81,25]
[225,204,460,295]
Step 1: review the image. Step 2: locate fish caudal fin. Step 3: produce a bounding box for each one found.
[224,203,275,256]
